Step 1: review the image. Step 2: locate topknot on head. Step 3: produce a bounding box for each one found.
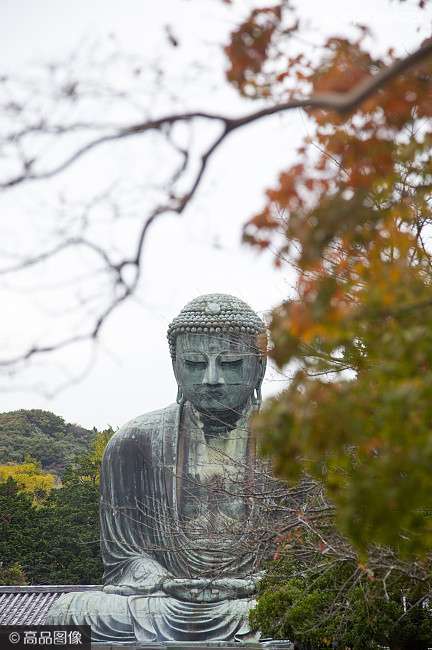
[167,293,267,359]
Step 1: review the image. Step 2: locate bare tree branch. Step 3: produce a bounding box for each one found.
[1,37,431,370]
[2,38,431,189]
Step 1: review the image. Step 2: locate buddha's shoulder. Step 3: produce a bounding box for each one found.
[103,404,180,461]
[114,403,180,440]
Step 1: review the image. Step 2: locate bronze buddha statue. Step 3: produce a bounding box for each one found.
[47,293,268,643]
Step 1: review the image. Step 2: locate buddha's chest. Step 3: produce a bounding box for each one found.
[177,412,251,530]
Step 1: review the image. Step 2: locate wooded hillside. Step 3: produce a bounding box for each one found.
[0,409,94,475]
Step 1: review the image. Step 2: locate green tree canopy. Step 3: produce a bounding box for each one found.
[0,479,39,581]
[251,544,432,650]
[0,428,113,585]
[0,562,28,586]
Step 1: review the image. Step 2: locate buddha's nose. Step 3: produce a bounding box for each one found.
[202,357,225,386]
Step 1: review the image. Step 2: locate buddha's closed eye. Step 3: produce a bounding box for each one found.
[183,355,244,369]
[185,360,207,369]
[220,358,243,367]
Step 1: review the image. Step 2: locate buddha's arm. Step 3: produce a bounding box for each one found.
[99,420,174,590]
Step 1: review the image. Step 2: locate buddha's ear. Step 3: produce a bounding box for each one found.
[256,332,268,384]
[256,353,267,390]
[252,353,267,410]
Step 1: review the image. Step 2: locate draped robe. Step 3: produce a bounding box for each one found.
[46,402,259,642]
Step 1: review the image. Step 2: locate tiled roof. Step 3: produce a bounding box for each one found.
[0,586,101,626]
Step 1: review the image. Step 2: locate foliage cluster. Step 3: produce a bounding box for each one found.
[0,460,56,503]
[222,2,432,556]
[0,562,28,586]
[250,542,432,650]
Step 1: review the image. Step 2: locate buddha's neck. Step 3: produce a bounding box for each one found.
[190,401,251,438]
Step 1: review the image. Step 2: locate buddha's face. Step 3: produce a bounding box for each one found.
[174,332,264,416]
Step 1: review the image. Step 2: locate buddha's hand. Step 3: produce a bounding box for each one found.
[161,577,257,603]
[103,559,173,596]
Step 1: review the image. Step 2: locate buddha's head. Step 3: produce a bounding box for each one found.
[167,294,267,430]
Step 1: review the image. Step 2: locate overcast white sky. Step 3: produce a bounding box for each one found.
[0,0,430,430]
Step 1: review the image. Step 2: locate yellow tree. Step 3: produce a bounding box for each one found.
[0,459,56,504]
[67,428,114,485]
